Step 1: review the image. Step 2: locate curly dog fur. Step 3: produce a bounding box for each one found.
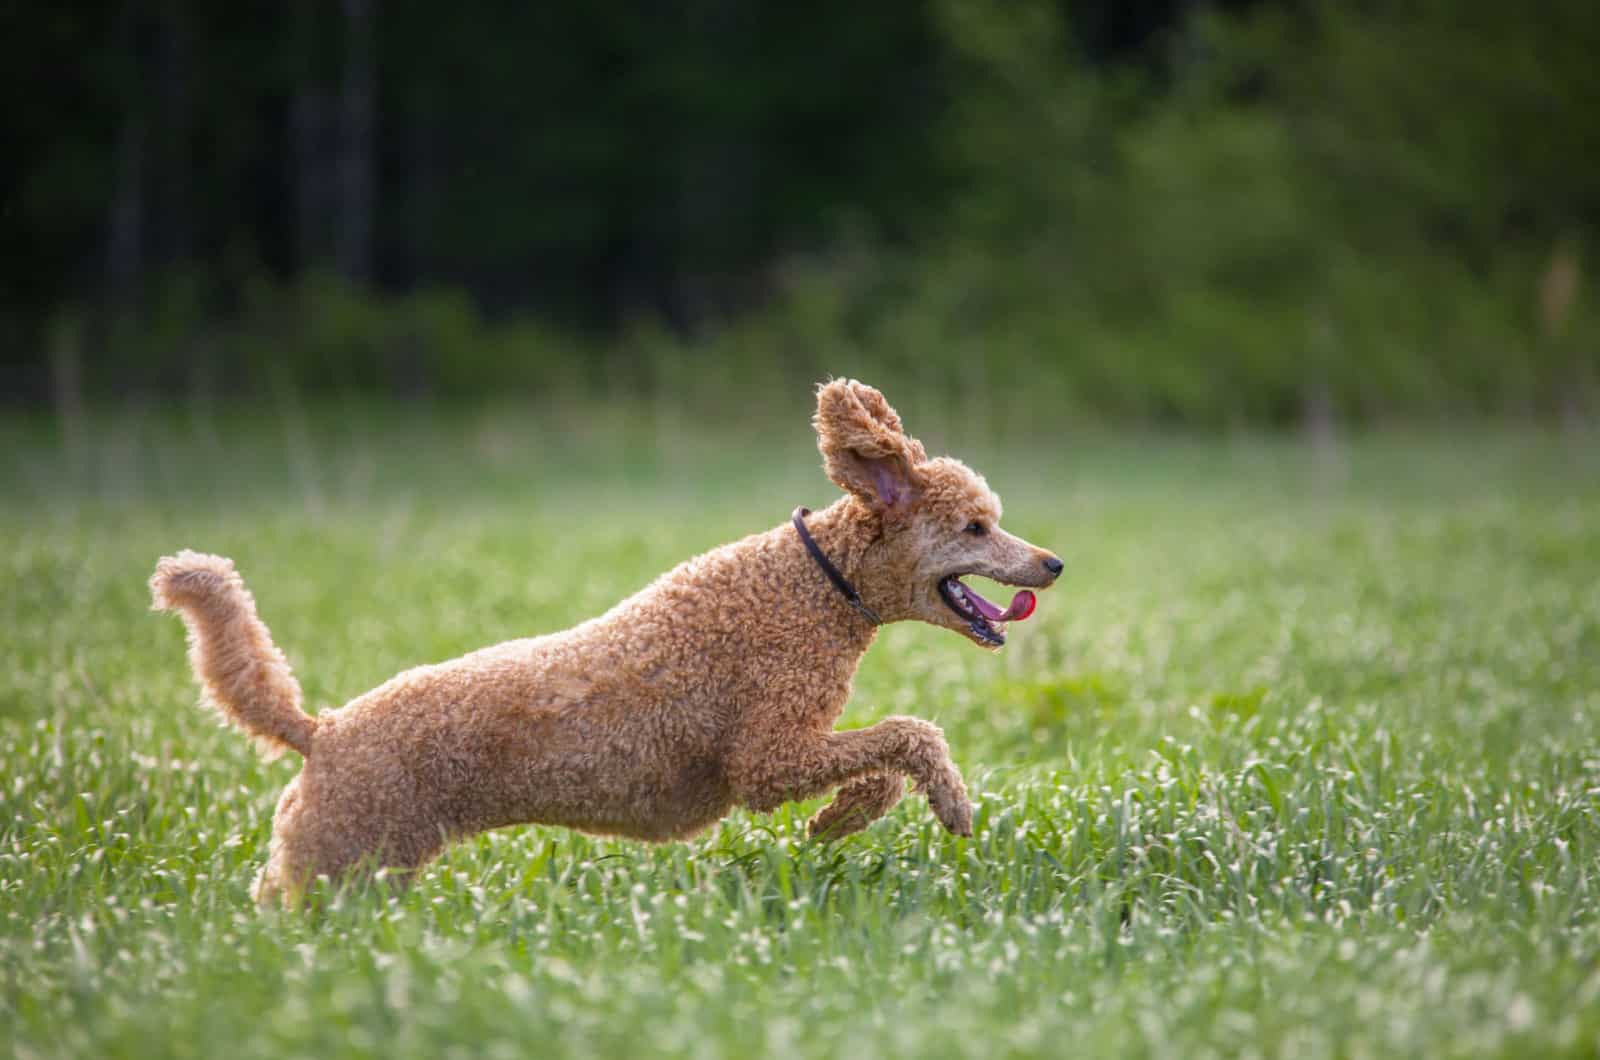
[151,380,1061,905]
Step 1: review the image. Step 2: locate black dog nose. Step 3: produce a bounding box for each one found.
[1042,555,1064,577]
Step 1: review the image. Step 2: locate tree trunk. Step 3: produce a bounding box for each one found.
[287,0,325,274]
[337,0,376,285]
[1540,240,1590,431]
[49,315,86,463]
[157,0,190,271]
[105,71,146,310]
[403,90,435,290]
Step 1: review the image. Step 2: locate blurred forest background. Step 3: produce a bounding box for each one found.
[4,0,1598,430]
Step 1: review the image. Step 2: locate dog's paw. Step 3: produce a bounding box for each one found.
[926,777,974,838]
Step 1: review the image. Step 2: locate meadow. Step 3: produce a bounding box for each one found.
[3,405,1599,1058]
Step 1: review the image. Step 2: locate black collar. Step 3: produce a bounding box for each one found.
[791,506,882,627]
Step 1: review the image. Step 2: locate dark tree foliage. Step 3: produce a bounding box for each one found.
[6,1,1238,400]
[2,1,1595,421]
[3,4,956,342]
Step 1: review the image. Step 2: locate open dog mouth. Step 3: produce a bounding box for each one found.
[937,575,1037,646]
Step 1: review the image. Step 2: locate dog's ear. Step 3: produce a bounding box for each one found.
[813,379,927,510]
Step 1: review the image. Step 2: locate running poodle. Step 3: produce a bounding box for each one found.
[151,379,1062,905]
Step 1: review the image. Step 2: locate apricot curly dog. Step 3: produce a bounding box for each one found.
[151,379,1062,905]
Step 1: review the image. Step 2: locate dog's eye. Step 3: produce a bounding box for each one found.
[964,521,988,536]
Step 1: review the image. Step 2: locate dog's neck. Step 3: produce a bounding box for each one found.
[781,496,884,649]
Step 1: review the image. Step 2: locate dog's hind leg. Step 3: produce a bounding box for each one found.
[252,822,423,907]
[251,776,311,906]
[807,772,905,840]
[250,775,433,907]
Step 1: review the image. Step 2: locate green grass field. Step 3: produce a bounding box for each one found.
[4,409,1600,1058]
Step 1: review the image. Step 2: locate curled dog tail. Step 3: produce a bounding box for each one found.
[150,551,316,759]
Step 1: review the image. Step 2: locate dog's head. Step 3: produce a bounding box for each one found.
[814,379,1062,648]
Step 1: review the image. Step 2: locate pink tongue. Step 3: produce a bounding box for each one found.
[966,584,1037,623]
[1003,590,1037,621]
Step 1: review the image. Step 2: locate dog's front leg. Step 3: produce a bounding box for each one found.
[807,772,905,840]
[728,716,972,836]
